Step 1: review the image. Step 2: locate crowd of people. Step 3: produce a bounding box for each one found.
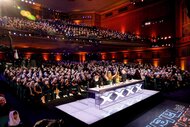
[0,16,57,36]
[47,19,142,41]
[0,16,146,42]
[43,19,144,42]
[3,61,190,104]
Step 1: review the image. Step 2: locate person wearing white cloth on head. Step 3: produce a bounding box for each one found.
[8,110,21,127]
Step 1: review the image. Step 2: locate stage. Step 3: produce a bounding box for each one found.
[56,89,159,126]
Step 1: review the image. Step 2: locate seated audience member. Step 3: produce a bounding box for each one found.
[133,70,142,79]
[70,79,80,95]
[51,77,60,99]
[8,110,22,127]
[121,69,127,82]
[0,94,6,107]
[0,94,10,117]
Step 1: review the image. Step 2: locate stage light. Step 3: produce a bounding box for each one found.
[0,0,12,3]
[27,14,36,20]
[20,10,31,17]
[17,6,21,10]
[20,10,36,20]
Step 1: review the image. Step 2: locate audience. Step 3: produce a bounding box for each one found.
[3,61,190,104]
[0,16,57,36]
[0,16,146,43]
[47,19,143,42]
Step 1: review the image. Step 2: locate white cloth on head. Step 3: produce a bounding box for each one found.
[8,110,21,126]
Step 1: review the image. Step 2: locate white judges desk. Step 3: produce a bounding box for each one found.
[88,79,144,108]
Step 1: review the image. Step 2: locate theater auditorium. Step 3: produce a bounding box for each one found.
[0,0,190,127]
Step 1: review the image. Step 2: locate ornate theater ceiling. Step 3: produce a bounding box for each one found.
[35,0,129,12]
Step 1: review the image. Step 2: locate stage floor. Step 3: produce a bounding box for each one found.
[56,89,159,125]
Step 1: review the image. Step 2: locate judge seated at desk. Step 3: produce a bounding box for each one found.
[104,68,119,85]
[91,73,103,88]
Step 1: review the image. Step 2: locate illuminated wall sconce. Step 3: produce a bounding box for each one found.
[137,59,142,64]
[42,53,49,61]
[123,59,128,64]
[79,52,86,62]
[121,26,126,34]
[153,59,159,67]
[81,54,86,62]
[123,53,128,58]
[74,20,81,25]
[111,52,116,59]
[25,52,33,59]
[55,53,62,61]
[101,53,106,60]
[180,58,186,71]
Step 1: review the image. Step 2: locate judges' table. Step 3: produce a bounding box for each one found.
[88,79,144,108]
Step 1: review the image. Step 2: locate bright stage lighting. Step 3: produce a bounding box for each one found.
[20,10,36,20]
[0,0,13,17]
[0,0,12,3]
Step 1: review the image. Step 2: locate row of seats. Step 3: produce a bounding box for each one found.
[144,76,190,91]
[3,77,88,104]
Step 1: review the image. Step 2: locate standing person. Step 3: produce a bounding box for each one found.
[41,80,51,103]
[14,50,19,67]
[33,82,43,103]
